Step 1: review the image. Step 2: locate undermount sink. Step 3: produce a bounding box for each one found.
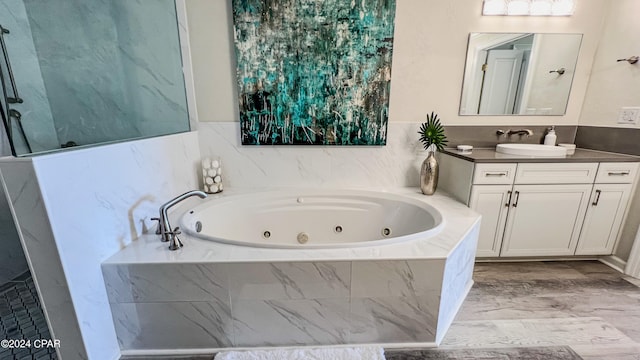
[496,143,567,157]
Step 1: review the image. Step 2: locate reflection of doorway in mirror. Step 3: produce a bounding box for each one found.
[476,34,533,115]
[460,33,583,116]
[479,49,525,114]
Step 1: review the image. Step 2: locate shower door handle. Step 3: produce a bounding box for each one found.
[8,108,32,153]
[0,24,24,104]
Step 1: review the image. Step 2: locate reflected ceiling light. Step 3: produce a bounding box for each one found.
[482,0,575,16]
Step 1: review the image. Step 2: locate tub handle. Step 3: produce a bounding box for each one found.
[150,217,162,235]
[166,226,183,251]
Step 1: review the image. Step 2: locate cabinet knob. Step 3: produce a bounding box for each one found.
[512,191,520,207]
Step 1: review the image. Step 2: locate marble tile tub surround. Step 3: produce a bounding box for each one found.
[102,190,480,351]
[104,260,447,349]
[0,131,202,360]
[103,252,475,350]
[117,261,640,360]
[198,122,430,188]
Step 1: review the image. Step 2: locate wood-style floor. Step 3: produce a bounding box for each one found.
[121,261,640,360]
[388,260,640,359]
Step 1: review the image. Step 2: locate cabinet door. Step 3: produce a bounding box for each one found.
[501,184,592,257]
[575,184,633,255]
[469,185,513,257]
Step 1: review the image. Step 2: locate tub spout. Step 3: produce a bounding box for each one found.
[158,190,207,250]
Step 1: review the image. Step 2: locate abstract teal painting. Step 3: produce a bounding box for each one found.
[232,0,396,145]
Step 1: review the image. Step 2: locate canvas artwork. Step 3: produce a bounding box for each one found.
[232,0,396,145]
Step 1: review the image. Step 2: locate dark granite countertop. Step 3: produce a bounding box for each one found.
[442,147,640,163]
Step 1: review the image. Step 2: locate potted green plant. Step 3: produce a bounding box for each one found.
[418,112,448,195]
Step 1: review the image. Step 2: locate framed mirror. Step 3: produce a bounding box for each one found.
[460,33,583,116]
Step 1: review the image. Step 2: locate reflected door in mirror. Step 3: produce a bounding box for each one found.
[460,33,583,116]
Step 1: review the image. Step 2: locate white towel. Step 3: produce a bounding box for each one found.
[214,347,385,360]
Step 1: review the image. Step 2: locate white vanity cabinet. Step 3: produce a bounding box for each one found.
[500,183,592,256]
[439,154,639,258]
[469,185,512,257]
[500,163,597,257]
[575,163,639,255]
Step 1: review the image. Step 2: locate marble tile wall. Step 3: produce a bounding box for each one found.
[0,181,28,285]
[436,224,479,343]
[103,260,442,349]
[350,260,445,343]
[1,131,202,360]
[0,160,84,360]
[198,122,429,189]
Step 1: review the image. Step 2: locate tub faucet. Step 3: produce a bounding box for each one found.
[153,190,207,250]
[506,129,534,137]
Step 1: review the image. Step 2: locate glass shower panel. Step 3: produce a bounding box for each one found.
[0,0,189,156]
[0,0,59,155]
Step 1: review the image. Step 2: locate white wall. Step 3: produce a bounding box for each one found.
[579,0,640,127]
[1,132,201,360]
[186,0,608,126]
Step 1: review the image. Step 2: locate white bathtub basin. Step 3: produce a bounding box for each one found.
[496,143,567,157]
[180,189,445,249]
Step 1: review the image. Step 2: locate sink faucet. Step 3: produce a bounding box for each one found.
[152,190,207,250]
[506,129,534,137]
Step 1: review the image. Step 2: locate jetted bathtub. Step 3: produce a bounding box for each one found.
[103,188,480,351]
[180,189,445,248]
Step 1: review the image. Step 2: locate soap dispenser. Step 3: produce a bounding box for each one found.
[544,126,557,146]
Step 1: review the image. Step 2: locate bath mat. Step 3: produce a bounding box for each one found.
[214,346,385,360]
[384,345,582,359]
